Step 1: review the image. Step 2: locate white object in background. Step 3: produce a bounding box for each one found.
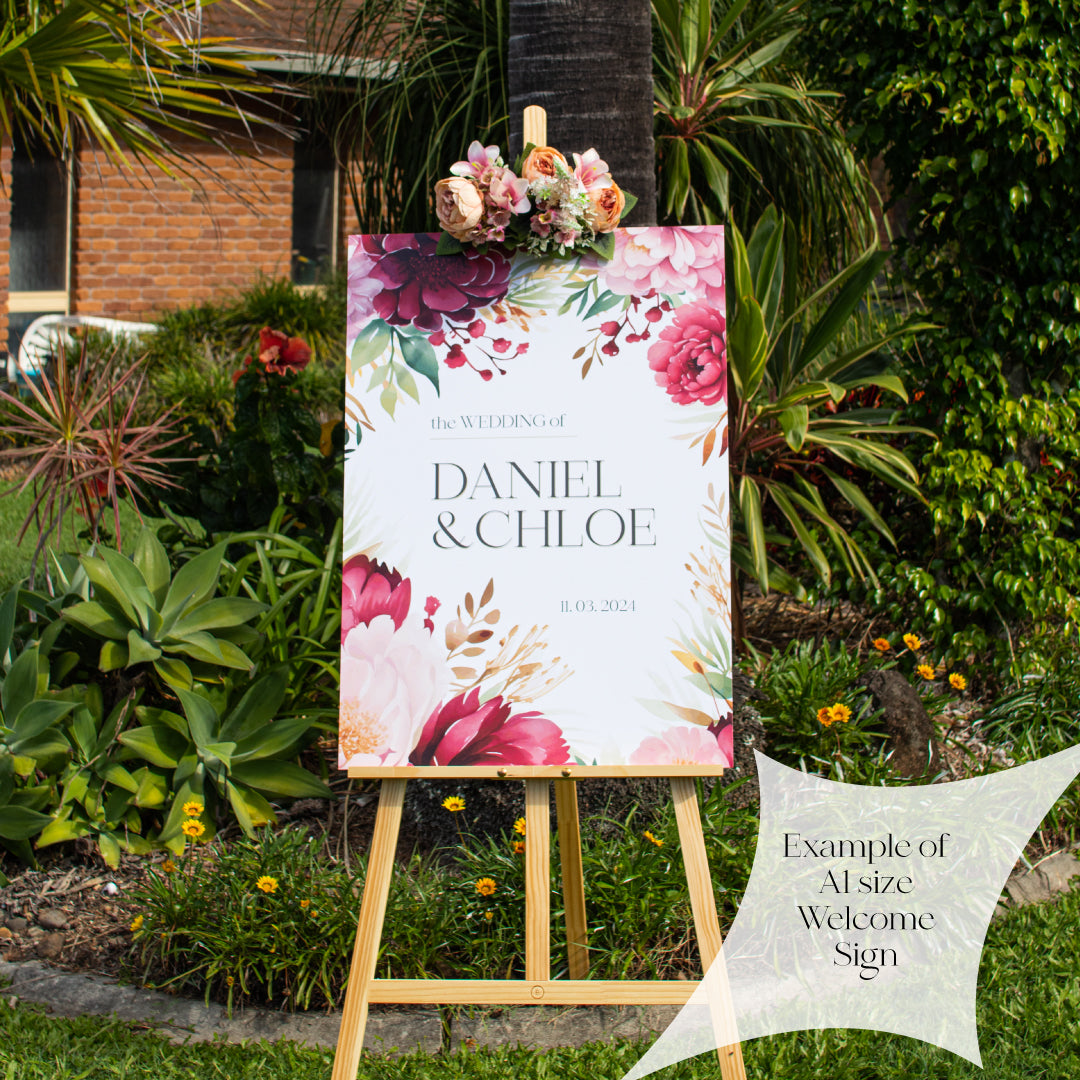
[10,314,158,383]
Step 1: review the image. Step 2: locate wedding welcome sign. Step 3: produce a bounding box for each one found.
[341,226,732,775]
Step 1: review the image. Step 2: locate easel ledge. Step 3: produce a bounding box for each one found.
[347,764,728,778]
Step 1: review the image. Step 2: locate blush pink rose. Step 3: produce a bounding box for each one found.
[599,227,725,304]
[339,615,448,768]
[647,300,727,406]
[628,725,732,767]
[409,689,570,767]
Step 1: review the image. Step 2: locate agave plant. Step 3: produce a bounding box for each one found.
[0,588,76,864]
[59,529,267,691]
[120,669,332,850]
[722,206,934,631]
[0,336,186,579]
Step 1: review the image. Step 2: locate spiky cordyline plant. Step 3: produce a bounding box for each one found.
[0,338,186,581]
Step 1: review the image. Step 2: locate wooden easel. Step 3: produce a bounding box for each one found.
[334,105,744,1078]
[331,768,746,1079]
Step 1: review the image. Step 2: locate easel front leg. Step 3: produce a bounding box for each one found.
[524,778,551,982]
[671,776,746,1080]
[332,778,406,1080]
[555,778,589,978]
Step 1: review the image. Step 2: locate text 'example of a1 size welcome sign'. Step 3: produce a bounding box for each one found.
[340,227,732,774]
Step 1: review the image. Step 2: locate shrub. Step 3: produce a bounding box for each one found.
[808,0,1080,671]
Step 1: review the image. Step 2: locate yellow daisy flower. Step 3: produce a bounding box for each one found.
[442,796,466,813]
[829,703,852,725]
[161,859,177,874]
[949,673,967,691]
[817,706,835,727]
[916,663,935,680]
[644,830,664,848]
[513,817,526,835]
[181,818,205,838]
[129,915,144,932]
[182,800,204,818]
[300,899,311,909]
[475,877,496,897]
[511,840,525,854]
[903,633,922,651]
[483,910,494,921]
[872,638,891,653]
[256,876,279,894]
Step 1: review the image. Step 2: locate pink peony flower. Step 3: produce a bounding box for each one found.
[346,236,382,344]
[599,227,725,304]
[572,148,612,192]
[647,300,727,407]
[628,725,732,767]
[409,689,570,767]
[339,615,448,768]
[341,554,411,642]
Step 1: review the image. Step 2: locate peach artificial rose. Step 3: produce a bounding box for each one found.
[586,181,626,232]
[434,177,484,240]
[521,145,569,182]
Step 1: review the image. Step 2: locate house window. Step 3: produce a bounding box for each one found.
[291,135,337,286]
[9,139,70,362]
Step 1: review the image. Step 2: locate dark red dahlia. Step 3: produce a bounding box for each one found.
[341,554,411,642]
[361,233,512,332]
[409,689,570,767]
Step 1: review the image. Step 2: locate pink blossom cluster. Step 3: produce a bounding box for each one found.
[435,143,530,246]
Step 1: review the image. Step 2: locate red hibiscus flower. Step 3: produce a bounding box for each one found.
[361,234,512,332]
[257,327,312,375]
[341,554,411,642]
[409,689,570,767]
[647,300,727,406]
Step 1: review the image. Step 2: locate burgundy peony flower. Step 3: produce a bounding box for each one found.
[341,554,411,642]
[409,689,570,767]
[646,300,727,407]
[257,327,312,375]
[360,233,512,332]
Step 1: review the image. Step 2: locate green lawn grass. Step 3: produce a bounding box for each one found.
[2,889,1077,1079]
[0,482,149,593]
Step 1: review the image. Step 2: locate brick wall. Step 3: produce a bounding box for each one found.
[72,129,295,322]
[0,140,11,354]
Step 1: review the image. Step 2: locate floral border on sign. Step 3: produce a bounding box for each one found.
[343,227,735,769]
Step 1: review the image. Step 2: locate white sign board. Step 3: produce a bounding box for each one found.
[341,227,732,774]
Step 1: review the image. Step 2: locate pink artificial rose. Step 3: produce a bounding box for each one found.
[599,227,726,304]
[585,182,626,233]
[341,554,411,642]
[628,725,732,767]
[339,615,448,768]
[647,300,727,407]
[409,689,570,767]
[435,177,485,241]
[521,145,569,183]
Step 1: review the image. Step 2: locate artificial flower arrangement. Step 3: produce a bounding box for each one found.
[434,140,637,259]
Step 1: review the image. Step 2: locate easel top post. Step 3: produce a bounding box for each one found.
[523,105,548,148]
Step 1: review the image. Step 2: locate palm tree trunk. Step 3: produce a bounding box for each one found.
[508,0,656,226]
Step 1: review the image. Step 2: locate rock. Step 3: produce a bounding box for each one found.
[860,669,942,779]
[0,928,11,941]
[38,909,68,931]
[36,932,64,960]
[3,918,27,934]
